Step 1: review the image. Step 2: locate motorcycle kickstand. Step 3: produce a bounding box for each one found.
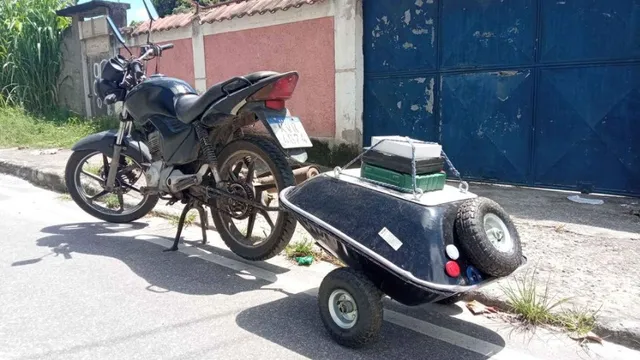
[163,200,194,252]
[195,204,208,245]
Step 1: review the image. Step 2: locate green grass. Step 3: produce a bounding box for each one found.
[0,107,117,148]
[284,238,346,267]
[102,194,120,209]
[502,269,569,326]
[169,212,197,227]
[557,306,600,336]
[285,239,317,259]
[501,268,599,335]
[56,194,71,201]
[84,163,103,176]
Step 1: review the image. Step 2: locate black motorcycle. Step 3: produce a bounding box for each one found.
[65,0,312,260]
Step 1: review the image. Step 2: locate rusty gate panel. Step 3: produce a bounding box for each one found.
[363,0,640,196]
[364,0,438,74]
[440,0,536,69]
[539,0,640,62]
[440,70,534,184]
[364,75,438,144]
[534,65,640,194]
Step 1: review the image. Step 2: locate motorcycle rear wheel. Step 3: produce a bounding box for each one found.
[211,136,297,261]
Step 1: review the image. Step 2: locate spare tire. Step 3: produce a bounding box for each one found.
[455,197,522,277]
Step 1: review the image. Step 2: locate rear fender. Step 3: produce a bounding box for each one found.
[202,72,297,118]
[71,130,152,164]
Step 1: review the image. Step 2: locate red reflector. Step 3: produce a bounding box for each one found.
[445,261,461,278]
[265,99,285,110]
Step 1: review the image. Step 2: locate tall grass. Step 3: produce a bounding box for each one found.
[0,0,72,114]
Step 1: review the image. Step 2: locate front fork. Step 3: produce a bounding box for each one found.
[105,120,133,191]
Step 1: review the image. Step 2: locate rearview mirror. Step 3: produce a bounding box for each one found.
[143,0,159,20]
[106,16,126,45]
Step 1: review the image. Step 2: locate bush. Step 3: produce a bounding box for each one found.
[0,0,72,114]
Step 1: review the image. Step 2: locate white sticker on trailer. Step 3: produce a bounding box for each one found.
[378,227,403,251]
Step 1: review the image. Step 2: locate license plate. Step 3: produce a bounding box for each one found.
[266,116,313,149]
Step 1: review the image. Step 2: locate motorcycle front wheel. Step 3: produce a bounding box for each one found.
[65,149,159,223]
[211,136,297,261]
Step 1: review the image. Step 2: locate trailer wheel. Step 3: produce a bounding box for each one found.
[318,268,383,348]
[455,197,522,277]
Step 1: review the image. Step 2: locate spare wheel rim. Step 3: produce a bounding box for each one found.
[328,289,358,329]
[483,213,513,253]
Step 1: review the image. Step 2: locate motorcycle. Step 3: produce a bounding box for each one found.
[65,0,312,260]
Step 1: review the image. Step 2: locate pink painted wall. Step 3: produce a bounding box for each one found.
[123,38,195,87]
[203,17,335,138]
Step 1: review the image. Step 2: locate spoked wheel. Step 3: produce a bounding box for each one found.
[211,137,296,261]
[318,268,383,348]
[65,149,158,223]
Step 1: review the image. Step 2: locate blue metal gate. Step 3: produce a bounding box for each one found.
[363,0,640,196]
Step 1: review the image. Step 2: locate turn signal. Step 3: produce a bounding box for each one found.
[445,261,461,278]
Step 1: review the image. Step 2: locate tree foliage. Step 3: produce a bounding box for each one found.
[151,0,228,17]
[151,0,180,17]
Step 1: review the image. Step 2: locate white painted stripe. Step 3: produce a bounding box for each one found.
[384,310,547,360]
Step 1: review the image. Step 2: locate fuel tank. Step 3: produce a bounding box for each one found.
[124,75,196,125]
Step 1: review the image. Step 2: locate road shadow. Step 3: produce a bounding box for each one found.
[181,239,290,275]
[466,182,640,234]
[235,291,506,360]
[20,222,271,297]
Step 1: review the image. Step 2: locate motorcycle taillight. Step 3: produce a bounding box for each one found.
[249,73,299,101]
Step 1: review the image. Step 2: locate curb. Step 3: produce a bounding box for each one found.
[1,156,639,350]
[0,159,67,194]
[0,157,184,221]
[462,290,640,351]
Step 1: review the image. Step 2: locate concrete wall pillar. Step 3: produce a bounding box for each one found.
[333,0,364,146]
[80,16,114,117]
[191,21,207,93]
[58,16,85,116]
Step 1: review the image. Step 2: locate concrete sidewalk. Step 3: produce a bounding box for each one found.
[1,147,639,349]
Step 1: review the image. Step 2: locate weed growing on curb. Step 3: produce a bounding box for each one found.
[501,268,599,335]
[285,239,317,259]
[558,306,600,336]
[284,238,346,266]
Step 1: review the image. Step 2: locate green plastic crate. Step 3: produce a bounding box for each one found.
[360,163,446,192]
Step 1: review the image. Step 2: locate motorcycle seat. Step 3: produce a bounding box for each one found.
[174,71,280,124]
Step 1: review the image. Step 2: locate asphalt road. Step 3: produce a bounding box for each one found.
[0,174,637,360]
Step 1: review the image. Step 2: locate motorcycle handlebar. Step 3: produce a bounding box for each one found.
[137,47,155,62]
[132,61,143,75]
[159,43,174,51]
